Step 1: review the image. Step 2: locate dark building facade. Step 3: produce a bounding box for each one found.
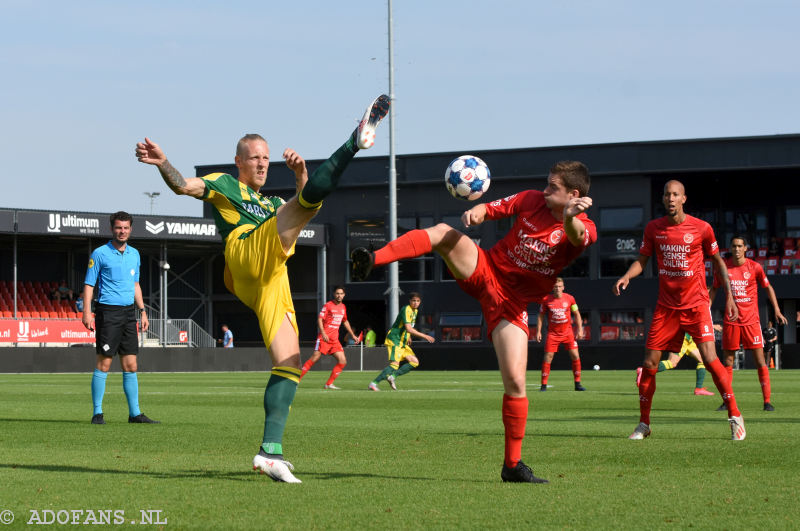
[2,134,799,369]
[195,134,800,368]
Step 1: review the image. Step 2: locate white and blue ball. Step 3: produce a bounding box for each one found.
[445,155,491,201]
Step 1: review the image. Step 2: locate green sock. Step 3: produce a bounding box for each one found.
[298,137,358,208]
[696,364,706,388]
[262,368,299,455]
[657,360,670,372]
[373,366,395,384]
[394,363,414,378]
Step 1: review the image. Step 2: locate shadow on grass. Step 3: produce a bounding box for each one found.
[0,463,252,482]
[0,463,438,482]
[0,417,89,424]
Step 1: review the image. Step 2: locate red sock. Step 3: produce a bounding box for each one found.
[707,358,741,416]
[300,359,314,378]
[326,363,345,386]
[502,394,528,468]
[757,365,771,403]
[374,229,432,266]
[638,368,657,425]
[541,362,551,385]
[726,364,734,382]
[571,360,582,382]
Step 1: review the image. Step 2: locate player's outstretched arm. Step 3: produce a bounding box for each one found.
[135,137,205,198]
[317,316,329,343]
[343,320,360,344]
[708,286,719,308]
[613,255,648,295]
[283,149,308,197]
[461,203,487,228]
[81,284,95,331]
[765,284,788,325]
[535,312,544,342]
[563,196,593,246]
[405,323,434,343]
[710,254,739,322]
[574,308,584,339]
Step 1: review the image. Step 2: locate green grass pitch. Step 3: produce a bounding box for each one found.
[1,369,798,529]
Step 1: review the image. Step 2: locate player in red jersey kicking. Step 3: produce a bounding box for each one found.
[351,161,596,483]
[300,286,360,389]
[709,236,787,411]
[536,278,586,391]
[614,180,745,441]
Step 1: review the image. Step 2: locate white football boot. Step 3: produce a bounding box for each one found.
[628,422,651,440]
[252,455,302,483]
[356,95,390,149]
[729,415,746,441]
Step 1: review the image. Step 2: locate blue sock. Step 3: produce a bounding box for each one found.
[91,369,107,415]
[122,372,141,417]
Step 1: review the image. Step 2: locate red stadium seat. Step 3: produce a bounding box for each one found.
[757,247,768,258]
[1,310,12,318]
[67,311,79,319]
[30,311,40,319]
[49,311,60,319]
[21,311,31,318]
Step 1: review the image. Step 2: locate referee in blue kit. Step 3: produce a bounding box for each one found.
[82,211,159,425]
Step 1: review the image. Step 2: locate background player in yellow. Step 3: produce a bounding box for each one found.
[136,94,390,482]
[635,332,714,396]
[368,292,434,391]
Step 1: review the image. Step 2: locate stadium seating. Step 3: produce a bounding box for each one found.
[0,280,84,318]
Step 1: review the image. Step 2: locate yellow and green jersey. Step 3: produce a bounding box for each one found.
[679,332,697,357]
[385,305,418,347]
[201,173,285,240]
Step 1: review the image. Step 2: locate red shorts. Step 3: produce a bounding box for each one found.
[314,336,343,355]
[544,331,577,353]
[722,322,763,351]
[456,247,530,336]
[645,303,715,351]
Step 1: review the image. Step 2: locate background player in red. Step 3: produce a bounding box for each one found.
[300,286,360,389]
[613,180,746,441]
[709,235,788,411]
[351,161,596,483]
[535,277,586,391]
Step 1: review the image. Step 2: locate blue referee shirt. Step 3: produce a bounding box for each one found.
[84,241,141,306]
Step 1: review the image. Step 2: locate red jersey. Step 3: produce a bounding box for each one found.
[713,257,769,326]
[540,293,577,335]
[485,190,597,303]
[639,215,718,310]
[318,300,347,339]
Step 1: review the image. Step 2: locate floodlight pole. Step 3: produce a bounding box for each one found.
[386,0,399,324]
[144,192,160,215]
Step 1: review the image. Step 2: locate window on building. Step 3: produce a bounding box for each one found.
[598,206,644,279]
[599,310,644,342]
[578,311,591,342]
[347,219,386,282]
[599,206,644,231]
[787,207,800,238]
[598,235,641,278]
[439,313,483,342]
[398,216,435,281]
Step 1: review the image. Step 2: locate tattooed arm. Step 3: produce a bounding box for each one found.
[135,137,206,198]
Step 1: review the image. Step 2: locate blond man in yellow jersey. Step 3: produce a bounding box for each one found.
[136,95,390,482]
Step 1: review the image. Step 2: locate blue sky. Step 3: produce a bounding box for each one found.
[1,0,798,217]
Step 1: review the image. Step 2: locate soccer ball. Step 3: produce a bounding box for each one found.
[445,155,491,201]
[593,364,600,371]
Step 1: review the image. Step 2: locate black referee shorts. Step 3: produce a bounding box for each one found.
[95,303,139,356]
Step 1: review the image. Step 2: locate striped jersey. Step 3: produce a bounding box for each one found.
[201,172,285,240]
